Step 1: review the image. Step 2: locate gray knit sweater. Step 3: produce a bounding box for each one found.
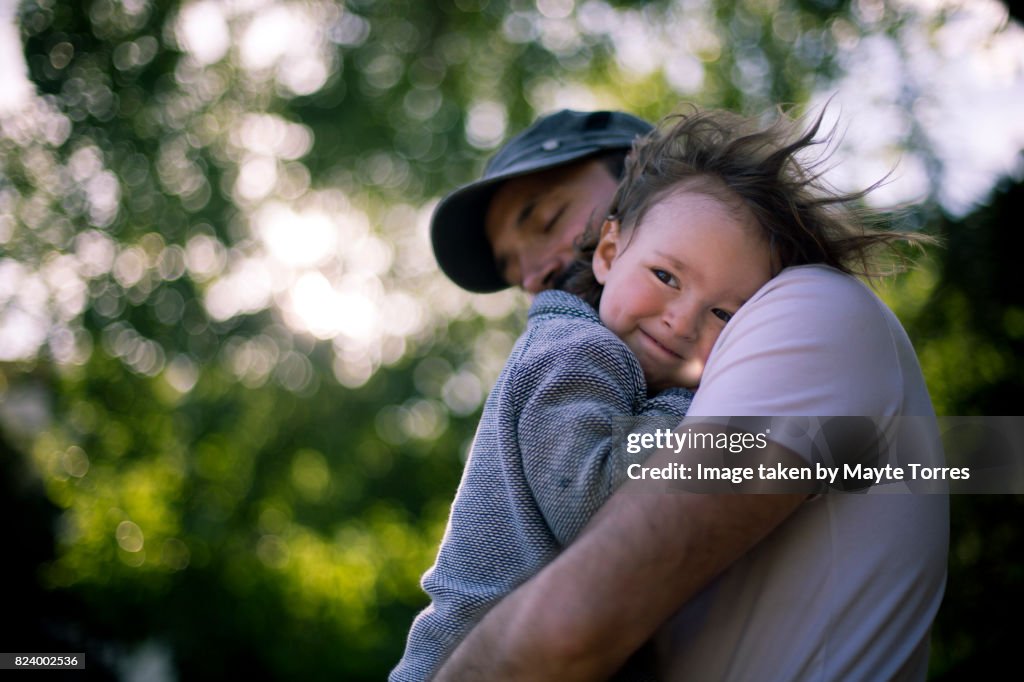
[391,290,693,681]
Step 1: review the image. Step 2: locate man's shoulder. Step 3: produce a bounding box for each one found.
[694,265,919,417]
[736,265,903,349]
[725,264,902,359]
[750,265,883,317]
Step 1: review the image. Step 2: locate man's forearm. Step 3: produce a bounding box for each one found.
[434,438,806,681]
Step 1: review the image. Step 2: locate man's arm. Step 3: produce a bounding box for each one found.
[434,435,805,681]
[436,267,900,680]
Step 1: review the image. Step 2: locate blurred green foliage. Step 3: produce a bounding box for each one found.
[0,0,1021,679]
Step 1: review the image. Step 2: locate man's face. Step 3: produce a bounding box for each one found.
[484,158,619,293]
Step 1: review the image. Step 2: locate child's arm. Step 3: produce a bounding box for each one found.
[640,387,693,418]
[514,337,692,546]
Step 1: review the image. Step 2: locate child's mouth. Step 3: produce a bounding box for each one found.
[640,329,683,359]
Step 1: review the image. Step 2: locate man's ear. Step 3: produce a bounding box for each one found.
[592,218,621,285]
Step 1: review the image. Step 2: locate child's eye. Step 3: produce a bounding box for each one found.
[712,308,733,323]
[652,269,675,286]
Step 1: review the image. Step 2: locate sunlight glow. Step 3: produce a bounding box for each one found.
[466,101,508,150]
[0,0,32,113]
[176,1,230,66]
[2,0,1022,387]
[287,271,348,341]
[805,0,1024,214]
[335,288,379,342]
[256,203,338,268]
[239,4,330,96]
[204,257,274,322]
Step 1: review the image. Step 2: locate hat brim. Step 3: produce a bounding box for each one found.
[431,147,624,294]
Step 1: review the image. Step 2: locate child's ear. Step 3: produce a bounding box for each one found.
[592,218,621,285]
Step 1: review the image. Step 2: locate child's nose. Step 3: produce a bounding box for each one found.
[663,300,699,339]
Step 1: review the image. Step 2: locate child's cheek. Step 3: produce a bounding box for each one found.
[598,294,623,330]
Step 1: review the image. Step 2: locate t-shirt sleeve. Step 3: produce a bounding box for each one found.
[688,266,906,462]
[515,335,650,546]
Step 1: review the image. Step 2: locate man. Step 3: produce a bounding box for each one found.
[432,109,651,294]
[428,109,949,680]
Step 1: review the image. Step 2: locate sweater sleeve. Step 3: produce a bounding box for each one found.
[640,387,693,419]
[515,335,692,547]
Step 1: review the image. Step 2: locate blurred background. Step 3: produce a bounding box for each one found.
[0,0,1021,679]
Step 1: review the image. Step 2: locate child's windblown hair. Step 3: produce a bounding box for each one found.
[564,105,933,308]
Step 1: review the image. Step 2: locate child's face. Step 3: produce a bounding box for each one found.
[593,189,773,391]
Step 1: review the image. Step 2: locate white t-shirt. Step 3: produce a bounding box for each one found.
[656,265,949,681]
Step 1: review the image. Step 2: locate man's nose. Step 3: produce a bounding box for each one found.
[521,256,563,294]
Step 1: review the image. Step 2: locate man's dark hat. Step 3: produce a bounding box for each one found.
[431,109,653,293]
